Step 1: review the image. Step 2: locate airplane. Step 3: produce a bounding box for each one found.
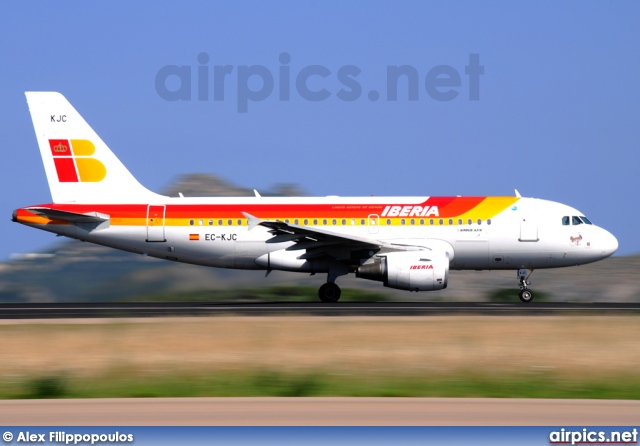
[13,92,619,303]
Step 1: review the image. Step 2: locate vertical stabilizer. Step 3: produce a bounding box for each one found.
[25,92,166,204]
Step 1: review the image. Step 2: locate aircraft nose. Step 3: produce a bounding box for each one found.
[598,228,618,259]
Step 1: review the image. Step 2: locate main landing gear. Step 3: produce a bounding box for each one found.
[517,268,534,303]
[318,266,348,303]
[318,282,341,303]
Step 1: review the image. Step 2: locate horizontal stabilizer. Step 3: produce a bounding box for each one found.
[25,207,110,223]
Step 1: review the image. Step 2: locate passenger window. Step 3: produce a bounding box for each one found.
[562,216,570,226]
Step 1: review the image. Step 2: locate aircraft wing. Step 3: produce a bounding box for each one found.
[25,207,110,224]
[243,212,381,260]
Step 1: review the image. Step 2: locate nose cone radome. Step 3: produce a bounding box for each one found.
[599,228,618,259]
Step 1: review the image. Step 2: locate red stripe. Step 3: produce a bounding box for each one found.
[53,158,78,182]
[26,197,495,219]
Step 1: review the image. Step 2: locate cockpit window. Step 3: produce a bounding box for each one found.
[563,215,593,225]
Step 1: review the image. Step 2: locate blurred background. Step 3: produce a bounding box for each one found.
[1,3,639,403]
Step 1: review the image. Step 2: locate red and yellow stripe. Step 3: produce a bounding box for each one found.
[15,197,519,228]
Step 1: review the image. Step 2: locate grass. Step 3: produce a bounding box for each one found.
[122,285,393,303]
[1,315,639,399]
[5,370,640,400]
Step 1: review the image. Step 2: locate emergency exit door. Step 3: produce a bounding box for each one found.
[368,214,380,234]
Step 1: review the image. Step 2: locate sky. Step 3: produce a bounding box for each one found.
[1,1,639,259]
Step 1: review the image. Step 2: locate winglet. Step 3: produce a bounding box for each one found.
[514,189,521,198]
[254,189,261,198]
[242,212,261,231]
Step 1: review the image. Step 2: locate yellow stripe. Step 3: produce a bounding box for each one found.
[457,197,519,221]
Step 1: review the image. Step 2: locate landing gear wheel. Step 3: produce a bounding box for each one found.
[318,283,341,303]
[517,269,534,303]
[519,289,534,303]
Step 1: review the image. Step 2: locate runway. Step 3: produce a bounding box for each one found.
[1,397,639,425]
[0,301,639,318]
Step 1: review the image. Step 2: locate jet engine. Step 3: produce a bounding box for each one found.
[356,251,449,291]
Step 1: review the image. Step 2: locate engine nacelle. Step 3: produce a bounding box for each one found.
[356,251,449,291]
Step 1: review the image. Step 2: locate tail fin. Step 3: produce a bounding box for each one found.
[25,92,166,204]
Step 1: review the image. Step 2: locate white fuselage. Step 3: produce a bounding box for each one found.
[18,196,618,273]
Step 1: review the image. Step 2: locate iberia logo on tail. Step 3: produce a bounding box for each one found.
[48,139,106,182]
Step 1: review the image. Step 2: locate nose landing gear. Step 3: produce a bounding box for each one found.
[517,269,534,303]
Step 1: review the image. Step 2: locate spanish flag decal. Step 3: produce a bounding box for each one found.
[189,234,200,241]
[49,139,106,182]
